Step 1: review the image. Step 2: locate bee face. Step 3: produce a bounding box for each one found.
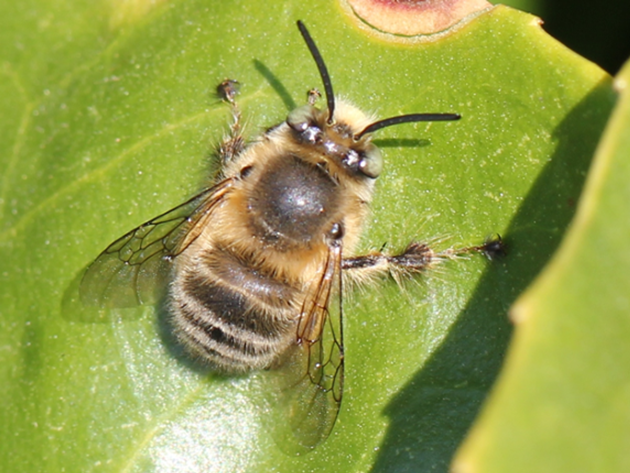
[80,20,468,452]
[286,103,384,179]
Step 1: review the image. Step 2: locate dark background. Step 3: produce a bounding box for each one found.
[505,0,630,74]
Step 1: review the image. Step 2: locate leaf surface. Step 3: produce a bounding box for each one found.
[0,1,613,471]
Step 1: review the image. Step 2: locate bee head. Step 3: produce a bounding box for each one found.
[286,102,384,179]
[295,20,460,177]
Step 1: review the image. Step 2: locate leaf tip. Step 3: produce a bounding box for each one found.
[452,455,478,473]
[613,76,628,93]
[509,298,530,325]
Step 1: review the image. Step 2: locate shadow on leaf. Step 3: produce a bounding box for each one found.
[372,79,614,472]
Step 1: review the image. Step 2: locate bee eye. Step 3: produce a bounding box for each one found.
[287,105,316,132]
[358,146,383,178]
[287,105,324,144]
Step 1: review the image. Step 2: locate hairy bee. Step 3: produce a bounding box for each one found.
[80,21,495,450]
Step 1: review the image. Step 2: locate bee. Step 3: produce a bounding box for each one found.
[80,21,496,450]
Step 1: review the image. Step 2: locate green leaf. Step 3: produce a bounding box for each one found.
[454,57,630,473]
[0,1,613,471]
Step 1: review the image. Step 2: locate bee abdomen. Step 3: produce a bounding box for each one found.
[170,249,299,372]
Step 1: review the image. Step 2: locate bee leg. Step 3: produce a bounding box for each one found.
[341,242,435,274]
[456,234,506,260]
[307,88,321,105]
[341,235,505,274]
[216,79,245,163]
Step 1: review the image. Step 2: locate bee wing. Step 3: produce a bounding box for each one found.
[80,179,234,308]
[265,240,344,452]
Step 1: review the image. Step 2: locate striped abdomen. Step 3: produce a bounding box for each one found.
[170,245,300,372]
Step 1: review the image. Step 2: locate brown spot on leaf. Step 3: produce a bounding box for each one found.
[344,0,491,37]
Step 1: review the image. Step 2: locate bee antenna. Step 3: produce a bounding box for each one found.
[355,113,461,140]
[297,20,335,124]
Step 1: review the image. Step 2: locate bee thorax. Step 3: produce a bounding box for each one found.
[246,154,340,248]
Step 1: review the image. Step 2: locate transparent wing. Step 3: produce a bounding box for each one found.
[80,179,234,308]
[265,240,344,453]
